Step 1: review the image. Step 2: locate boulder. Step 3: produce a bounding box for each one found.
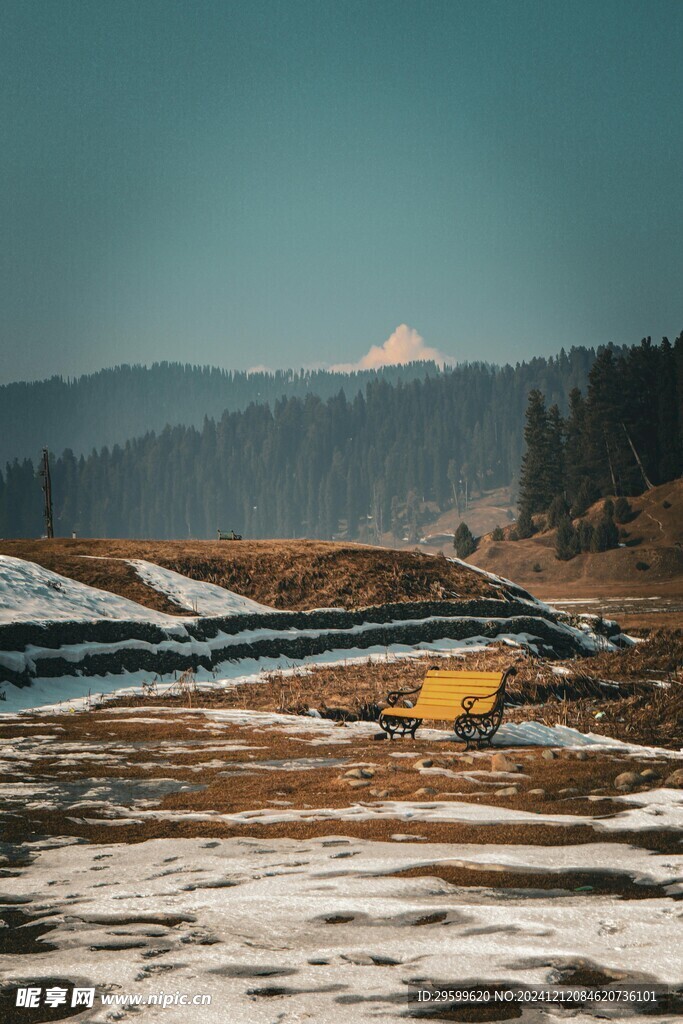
[344,767,374,779]
[491,753,519,773]
[413,787,438,797]
[542,749,557,761]
[495,785,520,796]
[413,758,434,769]
[664,768,683,788]
[614,771,641,791]
[527,788,546,799]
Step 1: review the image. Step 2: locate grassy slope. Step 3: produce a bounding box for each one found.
[469,478,683,599]
[0,538,510,612]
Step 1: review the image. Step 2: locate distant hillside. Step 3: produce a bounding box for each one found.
[469,478,683,596]
[0,360,444,468]
[0,348,598,539]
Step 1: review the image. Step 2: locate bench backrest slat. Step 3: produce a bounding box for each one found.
[411,669,505,717]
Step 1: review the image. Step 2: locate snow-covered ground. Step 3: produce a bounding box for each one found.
[0,554,176,624]
[0,553,277,625]
[2,833,681,1022]
[129,559,276,616]
[2,683,682,1021]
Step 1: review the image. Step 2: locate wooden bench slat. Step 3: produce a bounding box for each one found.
[419,683,500,694]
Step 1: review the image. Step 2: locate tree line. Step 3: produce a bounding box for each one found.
[0,347,600,540]
[516,336,683,558]
[0,361,443,469]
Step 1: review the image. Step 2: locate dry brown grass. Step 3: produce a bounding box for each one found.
[1,700,679,854]
[107,633,683,748]
[0,538,504,611]
[471,477,683,599]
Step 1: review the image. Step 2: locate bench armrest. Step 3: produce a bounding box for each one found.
[386,684,421,707]
[461,689,500,712]
[460,667,517,713]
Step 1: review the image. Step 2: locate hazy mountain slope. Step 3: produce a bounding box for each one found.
[0,360,443,467]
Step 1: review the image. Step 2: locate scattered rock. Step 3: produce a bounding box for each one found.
[559,787,579,796]
[640,768,659,781]
[344,767,374,779]
[573,751,589,761]
[491,753,519,773]
[495,785,520,796]
[664,768,683,788]
[348,780,371,789]
[413,787,438,797]
[614,771,641,791]
[414,758,433,769]
[542,749,557,760]
[527,788,546,799]
[369,788,390,799]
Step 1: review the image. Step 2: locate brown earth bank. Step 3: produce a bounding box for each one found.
[0,538,517,611]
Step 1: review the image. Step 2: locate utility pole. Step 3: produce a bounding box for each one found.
[39,447,54,538]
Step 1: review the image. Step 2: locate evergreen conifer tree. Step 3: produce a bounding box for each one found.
[516,507,534,539]
[555,515,579,560]
[454,522,476,558]
[518,390,551,515]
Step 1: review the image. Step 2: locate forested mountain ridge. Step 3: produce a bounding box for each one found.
[1,346,606,540]
[0,361,445,468]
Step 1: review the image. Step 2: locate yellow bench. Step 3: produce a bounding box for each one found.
[378,666,516,747]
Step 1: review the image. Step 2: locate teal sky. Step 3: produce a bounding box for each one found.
[1,0,682,382]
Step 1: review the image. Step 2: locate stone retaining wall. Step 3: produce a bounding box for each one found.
[0,596,607,689]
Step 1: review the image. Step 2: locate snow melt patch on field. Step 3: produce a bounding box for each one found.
[0,555,177,624]
[128,559,276,616]
[1,835,681,1023]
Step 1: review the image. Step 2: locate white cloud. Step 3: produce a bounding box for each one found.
[331,324,452,372]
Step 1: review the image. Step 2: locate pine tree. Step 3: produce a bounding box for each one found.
[453,522,476,558]
[518,390,551,514]
[547,494,570,528]
[516,507,534,539]
[564,388,587,505]
[577,519,594,552]
[590,500,620,552]
[546,404,564,500]
[555,515,579,560]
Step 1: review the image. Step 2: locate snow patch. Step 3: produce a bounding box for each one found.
[129,559,276,616]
